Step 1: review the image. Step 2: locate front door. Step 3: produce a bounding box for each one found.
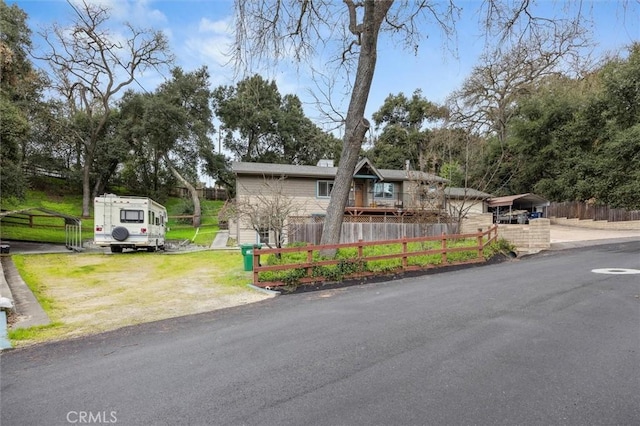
[355,184,364,207]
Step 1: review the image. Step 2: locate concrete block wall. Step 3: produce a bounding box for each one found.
[550,217,640,230]
[460,213,494,234]
[497,219,551,254]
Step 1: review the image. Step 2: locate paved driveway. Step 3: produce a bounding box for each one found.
[2,240,639,425]
[550,224,640,249]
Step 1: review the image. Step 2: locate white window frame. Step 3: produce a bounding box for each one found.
[257,227,270,244]
[374,182,394,200]
[317,180,334,198]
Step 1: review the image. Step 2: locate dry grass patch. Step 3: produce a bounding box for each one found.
[10,250,272,345]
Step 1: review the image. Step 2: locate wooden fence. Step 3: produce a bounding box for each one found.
[251,225,498,288]
[288,221,458,245]
[546,201,640,222]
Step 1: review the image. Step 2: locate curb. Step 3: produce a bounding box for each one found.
[1,257,50,330]
[247,283,281,296]
[0,256,14,350]
[0,311,11,350]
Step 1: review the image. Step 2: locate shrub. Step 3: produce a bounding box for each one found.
[483,238,516,259]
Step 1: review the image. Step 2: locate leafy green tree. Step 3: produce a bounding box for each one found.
[213,74,339,164]
[118,67,215,227]
[0,1,46,199]
[369,90,447,170]
[500,45,640,208]
[591,44,640,208]
[439,161,464,187]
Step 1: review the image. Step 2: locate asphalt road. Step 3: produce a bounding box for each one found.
[2,241,639,426]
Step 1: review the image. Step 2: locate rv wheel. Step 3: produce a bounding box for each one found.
[112,226,129,241]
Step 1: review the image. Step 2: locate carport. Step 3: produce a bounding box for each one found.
[488,193,549,224]
[0,208,83,251]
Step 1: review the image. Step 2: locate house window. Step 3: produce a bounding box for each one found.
[374,182,394,200]
[120,209,144,223]
[317,180,334,198]
[258,227,270,244]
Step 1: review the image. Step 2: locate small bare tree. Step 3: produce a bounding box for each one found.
[234,177,302,250]
[406,169,448,235]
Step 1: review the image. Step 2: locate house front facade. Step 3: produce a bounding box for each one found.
[230,158,454,245]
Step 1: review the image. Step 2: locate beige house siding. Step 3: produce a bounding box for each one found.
[446,199,487,217]
[234,175,334,245]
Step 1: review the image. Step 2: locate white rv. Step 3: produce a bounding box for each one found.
[94,194,167,253]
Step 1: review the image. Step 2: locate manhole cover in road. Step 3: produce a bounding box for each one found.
[591,268,640,275]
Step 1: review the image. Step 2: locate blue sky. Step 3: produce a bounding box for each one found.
[10,0,640,132]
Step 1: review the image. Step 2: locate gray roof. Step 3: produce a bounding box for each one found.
[232,161,448,183]
[444,187,493,199]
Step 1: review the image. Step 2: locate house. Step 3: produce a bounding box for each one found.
[444,187,493,217]
[230,159,490,245]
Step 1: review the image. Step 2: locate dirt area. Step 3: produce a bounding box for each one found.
[4,249,274,346]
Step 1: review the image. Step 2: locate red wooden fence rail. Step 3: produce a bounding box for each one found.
[251,225,499,288]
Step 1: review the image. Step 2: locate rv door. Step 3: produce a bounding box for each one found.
[105,197,114,235]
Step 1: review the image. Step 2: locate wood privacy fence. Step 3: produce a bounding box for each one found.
[546,201,640,222]
[251,225,499,288]
[288,221,458,245]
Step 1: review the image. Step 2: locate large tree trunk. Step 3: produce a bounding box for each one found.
[81,149,94,218]
[164,155,201,228]
[319,0,392,253]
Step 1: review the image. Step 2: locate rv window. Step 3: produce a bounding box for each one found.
[120,209,144,223]
[155,217,160,225]
[149,211,155,225]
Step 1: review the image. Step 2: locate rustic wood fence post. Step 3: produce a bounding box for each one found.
[441,233,447,264]
[401,237,408,269]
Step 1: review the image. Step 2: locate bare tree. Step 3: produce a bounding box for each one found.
[235,177,303,250]
[406,169,448,235]
[233,0,596,251]
[447,26,591,145]
[235,0,460,253]
[445,26,590,199]
[37,0,172,217]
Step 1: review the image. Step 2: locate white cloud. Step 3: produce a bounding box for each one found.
[184,35,232,67]
[199,17,231,34]
[69,0,167,26]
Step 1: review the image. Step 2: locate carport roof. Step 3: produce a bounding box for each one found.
[487,193,549,208]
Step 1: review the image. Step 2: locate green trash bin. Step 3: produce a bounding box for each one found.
[243,250,253,271]
[240,244,254,256]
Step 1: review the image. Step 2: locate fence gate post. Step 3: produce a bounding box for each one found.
[441,233,447,264]
[401,237,408,269]
[477,228,484,258]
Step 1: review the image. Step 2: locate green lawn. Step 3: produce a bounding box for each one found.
[0,190,225,247]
